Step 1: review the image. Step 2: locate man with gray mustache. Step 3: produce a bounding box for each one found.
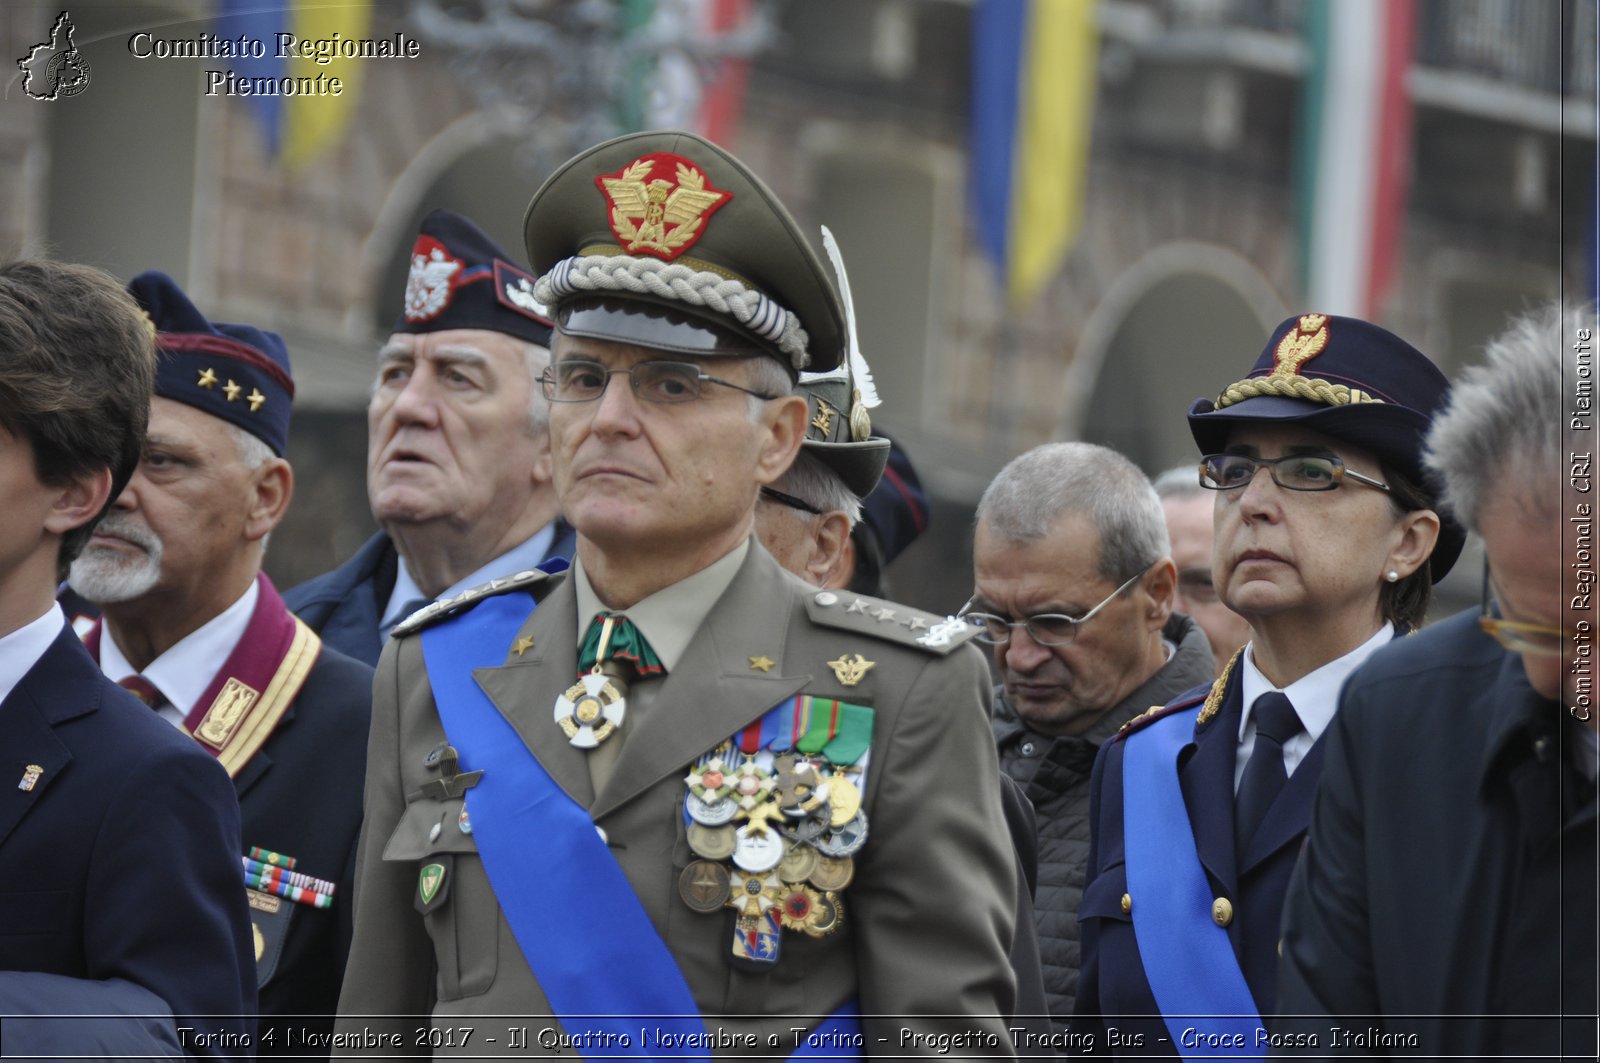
[69,271,373,1059]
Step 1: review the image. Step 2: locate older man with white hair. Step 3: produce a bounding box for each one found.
[285,209,573,665]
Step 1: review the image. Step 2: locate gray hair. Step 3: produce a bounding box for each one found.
[1424,302,1588,531]
[226,422,274,471]
[767,449,863,526]
[1152,464,1206,500]
[523,341,552,431]
[977,441,1170,582]
[225,422,277,554]
[743,355,796,420]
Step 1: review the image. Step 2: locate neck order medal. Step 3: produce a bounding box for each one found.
[555,615,628,748]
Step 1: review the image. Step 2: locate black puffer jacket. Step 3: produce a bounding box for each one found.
[992,613,1215,1026]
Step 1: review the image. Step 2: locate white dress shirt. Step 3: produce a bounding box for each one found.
[0,604,67,711]
[1234,623,1395,790]
[100,581,258,728]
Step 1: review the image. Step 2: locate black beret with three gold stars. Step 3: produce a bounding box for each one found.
[127,271,294,456]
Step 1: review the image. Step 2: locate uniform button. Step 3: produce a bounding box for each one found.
[1120,893,1132,914]
[1212,897,1233,927]
[595,825,609,845]
[814,591,839,607]
[1021,742,1036,756]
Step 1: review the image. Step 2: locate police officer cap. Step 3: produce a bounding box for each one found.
[1187,312,1464,581]
[127,271,294,457]
[394,208,554,348]
[523,130,845,374]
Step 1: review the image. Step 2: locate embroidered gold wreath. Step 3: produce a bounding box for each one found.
[602,160,728,257]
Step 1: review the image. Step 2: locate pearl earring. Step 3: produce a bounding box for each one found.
[1385,569,1400,583]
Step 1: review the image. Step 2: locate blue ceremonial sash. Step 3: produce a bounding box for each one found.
[1122,709,1265,1059]
[421,588,861,1061]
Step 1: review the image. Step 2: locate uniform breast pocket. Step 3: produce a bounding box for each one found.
[381,798,498,1001]
[0,890,67,938]
[1077,862,1132,927]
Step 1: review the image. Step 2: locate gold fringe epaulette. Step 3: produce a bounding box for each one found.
[803,589,979,656]
[1195,648,1244,724]
[391,567,559,639]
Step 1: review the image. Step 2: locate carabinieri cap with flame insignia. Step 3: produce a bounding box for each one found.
[394,208,553,349]
[127,271,294,456]
[523,129,847,374]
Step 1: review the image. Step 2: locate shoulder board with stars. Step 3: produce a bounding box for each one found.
[803,590,979,656]
[391,567,562,639]
[1112,691,1208,743]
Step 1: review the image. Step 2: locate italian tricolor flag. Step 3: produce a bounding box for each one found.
[1296,0,1417,317]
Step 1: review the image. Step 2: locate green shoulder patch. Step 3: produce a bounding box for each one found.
[803,589,979,656]
[391,567,560,639]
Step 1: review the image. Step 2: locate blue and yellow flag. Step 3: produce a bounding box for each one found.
[970,0,1098,309]
[214,0,371,167]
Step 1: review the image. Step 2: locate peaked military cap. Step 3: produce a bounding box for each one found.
[395,208,554,348]
[523,129,845,373]
[128,271,294,456]
[1188,312,1464,580]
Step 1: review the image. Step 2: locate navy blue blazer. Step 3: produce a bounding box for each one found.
[1275,611,1597,1058]
[238,642,372,1057]
[0,626,256,1060]
[1075,667,1326,1056]
[284,525,576,667]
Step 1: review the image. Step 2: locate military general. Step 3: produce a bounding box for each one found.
[335,130,1017,1059]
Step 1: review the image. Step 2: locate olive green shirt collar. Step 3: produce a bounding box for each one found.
[571,538,751,672]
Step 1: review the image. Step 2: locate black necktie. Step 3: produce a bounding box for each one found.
[1235,691,1304,850]
[381,596,431,641]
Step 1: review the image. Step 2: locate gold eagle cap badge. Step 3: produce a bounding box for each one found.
[1272,313,1330,378]
[595,152,733,261]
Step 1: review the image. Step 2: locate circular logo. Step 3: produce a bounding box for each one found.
[46,50,90,98]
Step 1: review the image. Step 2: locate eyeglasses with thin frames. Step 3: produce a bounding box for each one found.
[541,358,777,405]
[958,562,1154,647]
[1479,563,1566,657]
[1199,453,1390,493]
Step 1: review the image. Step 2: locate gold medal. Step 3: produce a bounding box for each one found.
[777,842,819,884]
[687,823,737,860]
[826,773,862,828]
[778,886,824,932]
[803,890,845,938]
[809,854,854,891]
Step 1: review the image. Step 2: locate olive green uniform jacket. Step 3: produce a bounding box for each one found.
[335,544,1017,1059]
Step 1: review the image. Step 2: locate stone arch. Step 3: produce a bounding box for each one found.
[1060,242,1285,472]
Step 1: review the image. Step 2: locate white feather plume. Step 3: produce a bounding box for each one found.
[820,225,880,409]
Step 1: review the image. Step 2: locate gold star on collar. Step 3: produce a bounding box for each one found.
[223,379,242,402]
[512,636,535,657]
[247,387,266,412]
[748,655,775,673]
[196,367,218,389]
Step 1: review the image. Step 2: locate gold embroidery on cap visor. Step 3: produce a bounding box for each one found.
[1213,314,1386,410]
